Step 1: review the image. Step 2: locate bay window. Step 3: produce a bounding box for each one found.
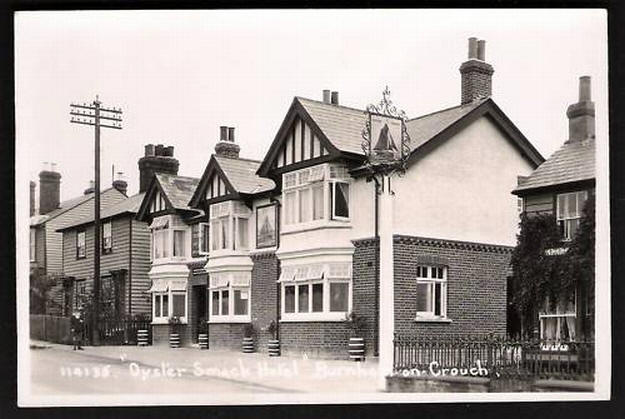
[416,265,447,320]
[209,201,251,251]
[150,279,188,323]
[281,164,351,229]
[280,262,351,321]
[150,216,189,261]
[209,271,251,322]
[557,191,588,241]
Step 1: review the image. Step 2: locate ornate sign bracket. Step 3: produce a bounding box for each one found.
[361,86,412,179]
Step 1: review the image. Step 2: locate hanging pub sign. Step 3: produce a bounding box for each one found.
[361,86,411,171]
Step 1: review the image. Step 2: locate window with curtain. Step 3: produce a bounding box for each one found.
[557,191,588,241]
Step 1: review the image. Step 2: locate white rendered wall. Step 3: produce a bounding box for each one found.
[393,116,535,246]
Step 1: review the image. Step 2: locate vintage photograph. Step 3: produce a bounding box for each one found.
[15,9,610,405]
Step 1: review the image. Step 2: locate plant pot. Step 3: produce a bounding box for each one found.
[198,333,208,350]
[242,336,255,353]
[169,332,180,348]
[137,329,149,347]
[348,337,365,361]
[267,339,280,357]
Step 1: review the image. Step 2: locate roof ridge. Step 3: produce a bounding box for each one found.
[216,155,262,164]
[156,172,199,182]
[295,96,366,114]
[406,100,484,122]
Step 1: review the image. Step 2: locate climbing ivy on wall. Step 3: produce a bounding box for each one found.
[509,193,595,336]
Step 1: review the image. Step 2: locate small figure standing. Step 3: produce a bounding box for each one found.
[71,311,84,350]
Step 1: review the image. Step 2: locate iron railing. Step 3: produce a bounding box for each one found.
[393,333,594,381]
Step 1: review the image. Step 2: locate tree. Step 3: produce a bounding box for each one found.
[29,270,55,314]
[509,194,595,338]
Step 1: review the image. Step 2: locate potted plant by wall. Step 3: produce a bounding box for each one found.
[266,320,280,357]
[168,316,181,349]
[198,317,208,350]
[242,323,255,353]
[345,312,367,361]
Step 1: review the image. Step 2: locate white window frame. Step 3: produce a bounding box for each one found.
[76,230,86,259]
[281,164,351,232]
[280,262,352,322]
[150,215,190,262]
[415,265,448,321]
[556,191,588,241]
[209,201,251,253]
[102,221,112,253]
[208,272,251,323]
[152,289,188,324]
[30,228,36,262]
[539,291,577,342]
[198,222,210,255]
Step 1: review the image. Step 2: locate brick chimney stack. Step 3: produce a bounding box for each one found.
[459,37,494,105]
[112,172,128,196]
[214,126,241,159]
[39,163,61,215]
[138,143,180,193]
[84,180,95,195]
[566,76,595,143]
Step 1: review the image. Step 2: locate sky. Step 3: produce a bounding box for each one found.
[15,9,607,204]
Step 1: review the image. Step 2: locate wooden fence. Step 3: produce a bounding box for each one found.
[30,314,72,344]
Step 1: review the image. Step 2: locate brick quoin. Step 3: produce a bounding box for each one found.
[393,235,511,338]
[250,251,279,353]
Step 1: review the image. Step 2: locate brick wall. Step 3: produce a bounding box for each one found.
[208,323,246,350]
[460,60,494,104]
[152,323,192,347]
[352,238,379,356]
[279,322,351,359]
[394,235,511,337]
[250,251,279,353]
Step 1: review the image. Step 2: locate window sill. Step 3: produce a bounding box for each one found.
[280,312,348,322]
[152,319,188,325]
[281,220,351,235]
[415,317,452,323]
[209,316,251,324]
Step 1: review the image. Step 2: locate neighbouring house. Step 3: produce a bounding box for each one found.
[135,145,204,346]
[55,184,151,320]
[512,76,596,342]
[29,167,127,315]
[154,37,543,357]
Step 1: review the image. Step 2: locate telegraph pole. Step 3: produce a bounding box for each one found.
[70,96,122,345]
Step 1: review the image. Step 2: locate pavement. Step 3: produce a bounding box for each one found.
[29,340,380,396]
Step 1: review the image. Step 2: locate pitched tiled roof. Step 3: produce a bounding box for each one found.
[297,97,486,156]
[297,97,368,155]
[405,100,485,150]
[30,187,116,227]
[155,173,200,210]
[513,139,595,194]
[57,192,147,231]
[215,156,276,194]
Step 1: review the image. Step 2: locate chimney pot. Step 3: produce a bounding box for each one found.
[477,40,486,61]
[579,76,592,101]
[144,144,155,156]
[228,127,235,142]
[468,37,478,59]
[331,91,339,105]
[220,126,228,142]
[164,145,174,157]
[322,90,331,104]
